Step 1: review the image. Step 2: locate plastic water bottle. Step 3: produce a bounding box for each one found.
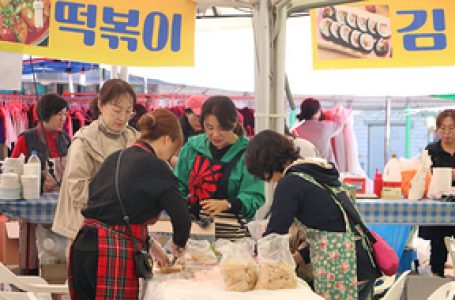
[27,150,41,193]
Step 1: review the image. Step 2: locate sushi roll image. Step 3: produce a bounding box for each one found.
[329,22,342,41]
[322,6,336,20]
[375,38,390,56]
[367,18,378,36]
[346,13,358,29]
[339,25,352,45]
[350,30,362,50]
[359,33,375,52]
[376,22,391,39]
[336,10,347,24]
[319,18,333,40]
[357,15,368,32]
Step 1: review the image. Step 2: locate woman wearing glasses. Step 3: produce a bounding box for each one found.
[53,79,137,245]
[419,109,455,277]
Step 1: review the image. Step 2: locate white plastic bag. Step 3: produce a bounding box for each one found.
[35,224,67,264]
[186,239,218,265]
[217,239,258,292]
[255,234,298,290]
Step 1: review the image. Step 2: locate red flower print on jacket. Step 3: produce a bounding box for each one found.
[188,154,223,204]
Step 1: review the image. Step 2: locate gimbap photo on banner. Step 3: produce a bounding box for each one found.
[316,4,392,60]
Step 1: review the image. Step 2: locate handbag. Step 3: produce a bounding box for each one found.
[115,150,154,279]
[320,183,399,276]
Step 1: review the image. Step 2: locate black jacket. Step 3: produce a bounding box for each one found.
[265,162,380,281]
[82,143,191,247]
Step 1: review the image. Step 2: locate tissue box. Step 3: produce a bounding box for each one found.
[0,216,19,265]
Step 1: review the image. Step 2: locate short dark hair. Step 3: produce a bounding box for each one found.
[245,130,300,181]
[201,95,244,135]
[297,98,321,121]
[436,109,455,129]
[37,93,68,122]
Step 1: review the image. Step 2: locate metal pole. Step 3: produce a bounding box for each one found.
[271,3,287,134]
[405,101,411,158]
[252,0,271,133]
[384,96,392,163]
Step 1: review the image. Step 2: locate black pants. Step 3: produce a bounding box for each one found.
[430,238,448,277]
[71,247,98,299]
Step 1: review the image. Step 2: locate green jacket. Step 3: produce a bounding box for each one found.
[175,134,265,220]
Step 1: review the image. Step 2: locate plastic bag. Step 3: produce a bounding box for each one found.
[186,239,218,265]
[35,224,67,264]
[217,239,258,292]
[255,234,298,290]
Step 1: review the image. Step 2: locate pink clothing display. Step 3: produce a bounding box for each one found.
[291,119,342,162]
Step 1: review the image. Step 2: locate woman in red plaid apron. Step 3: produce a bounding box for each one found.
[69,109,191,299]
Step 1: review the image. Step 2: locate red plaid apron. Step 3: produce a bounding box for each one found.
[69,218,148,299]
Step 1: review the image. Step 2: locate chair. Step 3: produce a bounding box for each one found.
[444,237,455,272]
[380,270,411,300]
[427,281,455,300]
[0,263,68,299]
[0,292,38,300]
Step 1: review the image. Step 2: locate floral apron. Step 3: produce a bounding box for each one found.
[291,172,359,300]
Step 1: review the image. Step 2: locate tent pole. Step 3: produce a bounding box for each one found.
[252,0,271,133]
[384,96,391,162]
[405,102,411,158]
[271,2,287,134]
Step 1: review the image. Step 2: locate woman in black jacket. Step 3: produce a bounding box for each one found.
[69,109,191,299]
[245,130,380,300]
[419,109,455,276]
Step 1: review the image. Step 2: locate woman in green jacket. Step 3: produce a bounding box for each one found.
[175,95,265,239]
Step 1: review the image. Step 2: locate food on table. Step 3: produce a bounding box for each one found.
[220,262,258,292]
[329,21,341,40]
[255,262,297,290]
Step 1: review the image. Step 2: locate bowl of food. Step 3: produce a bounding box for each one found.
[0,0,50,46]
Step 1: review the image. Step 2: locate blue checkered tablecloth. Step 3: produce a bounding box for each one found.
[0,192,58,224]
[357,199,455,225]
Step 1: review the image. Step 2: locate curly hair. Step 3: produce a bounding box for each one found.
[245,130,300,181]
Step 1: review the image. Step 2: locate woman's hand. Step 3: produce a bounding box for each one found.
[43,178,57,192]
[150,239,170,268]
[292,251,303,266]
[201,199,230,217]
[170,241,186,258]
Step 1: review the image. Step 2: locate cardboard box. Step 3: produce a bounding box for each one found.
[0,215,19,265]
[404,274,452,300]
[40,263,67,284]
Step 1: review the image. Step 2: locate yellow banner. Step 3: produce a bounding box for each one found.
[0,0,195,66]
[312,1,455,69]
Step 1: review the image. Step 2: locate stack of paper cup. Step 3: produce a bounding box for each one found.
[23,163,41,186]
[21,175,40,200]
[428,167,452,197]
[3,158,24,176]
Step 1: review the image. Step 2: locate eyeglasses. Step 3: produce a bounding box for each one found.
[107,105,135,120]
[439,127,455,132]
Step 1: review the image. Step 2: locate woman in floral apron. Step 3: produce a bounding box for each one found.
[245,130,381,300]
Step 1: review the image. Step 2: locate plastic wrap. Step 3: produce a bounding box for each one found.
[186,239,218,265]
[256,234,298,290]
[35,224,67,264]
[217,239,258,292]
